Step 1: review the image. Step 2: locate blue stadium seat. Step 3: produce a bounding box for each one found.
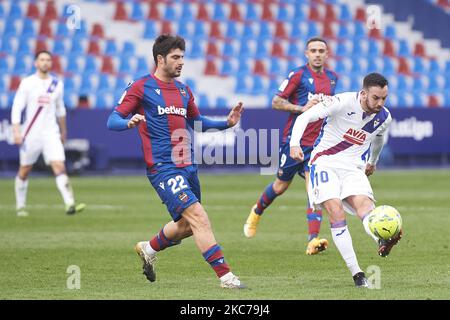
[21,18,36,38]
[8,92,16,107]
[212,2,226,21]
[105,40,118,56]
[269,78,280,93]
[367,40,380,59]
[216,97,228,108]
[293,3,306,22]
[70,36,84,55]
[235,76,249,94]
[3,18,17,36]
[143,20,156,39]
[350,76,360,91]
[384,25,397,40]
[255,41,268,59]
[0,76,6,93]
[289,22,302,39]
[115,77,128,91]
[335,59,348,74]
[339,4,352,21]
[55,21,69,38]
[177,21,190,39]
[286,59,298,74]
[185,78,196,92]
[258,22,272,41]
[251,76,265,95]
[121,41,135,58]
[225,21,238,39]
[335,42,348,57]
[135,57,149,75]
[8,2,22,20]
[413,57,426,73]
[66,54,80,73]
[287,42,299,57]
[353,22,366,41]
[396,75,409,92]
[80,73,94,95]
[427,77,440,94]
[398,40,410,57]
[84,55,98,74]
[351,41,365,59]
[52,40,66,55]
[192,21,206,40]
[73,20,88,39]
[12,54,28,75]
[17,37,31,55]
[413,92,425,106]
[198,94,210,108]
[95,94,109,109]
[306,22,319,39]
[445,61,450,73]
[164,5,177,21]
[445,91,450,107]
[180,2,193,21]
[64,77,76,92]
[118,57,132,74]
[222,42,234,58]
[350,58,363,74]
[337,24,350,40]
[277,5,290,21]
[382,57,395,76]
[237,57,250,77]
[412,77,423,92]
[220,59,233,76]
[429,60,440,75]
[189,40,203,58]
[0,3,4,19]
[238,40,253,58]
[366,58,379,73]
[245,3,258,21]
[130,2,144,21]
[269,57,281,76]
[242,23,254,40]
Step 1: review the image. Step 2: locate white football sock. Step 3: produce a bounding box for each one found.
[144,241,157,256]
[331,224,362,276]
[55,174,74,206]
[15,176,28,209]
[362,214,379,243]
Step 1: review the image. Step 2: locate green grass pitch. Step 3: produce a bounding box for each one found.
[0,169,449,300]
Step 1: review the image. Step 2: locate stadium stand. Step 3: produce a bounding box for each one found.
[0,0,448,109]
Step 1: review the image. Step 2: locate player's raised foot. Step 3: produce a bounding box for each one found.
[353,272,370,288]
[378,229,403,257]
[16,207,29,217]
[135,241,157,282]
[243,205,261,238]
[220,272,247,289]
[66,203,86,215]
[305,237,328,255]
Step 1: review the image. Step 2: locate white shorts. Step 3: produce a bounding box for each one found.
[20,134,65,166]
[308,165,375,215]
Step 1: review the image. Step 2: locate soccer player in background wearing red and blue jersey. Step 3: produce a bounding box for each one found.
[244,37,339,255]
[107,35,245,289]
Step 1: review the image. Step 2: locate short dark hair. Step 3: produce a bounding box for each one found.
[363,72,388,89]
[152,34,185,65]
[35,50,52,60]
[306,37,328,48]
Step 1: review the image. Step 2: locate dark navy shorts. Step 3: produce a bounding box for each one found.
[276,144,313,181]
[147,163,201,222]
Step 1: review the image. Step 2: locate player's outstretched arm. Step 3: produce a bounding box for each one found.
[272,95,319,114]
[187,102,243,132]
[107,111,146,131]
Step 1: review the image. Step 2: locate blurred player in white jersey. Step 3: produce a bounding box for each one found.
[290,73,402,287]
[11,51,85,217]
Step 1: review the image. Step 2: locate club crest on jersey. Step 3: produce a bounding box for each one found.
[374,119,380,127]
[343,128,367,145]
[179,88,187,97]
[178,192,189,203]
[330,79,336,86]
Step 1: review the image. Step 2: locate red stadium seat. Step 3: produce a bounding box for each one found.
[354,7,366,22]
[114,2,128,21]
[204,59,218,75]
[38,19,53,37]
[368,27,382,39]
[91,23,105,38]
[414,42,426,57]
[197,3,209,21]
[309,6,321,21]
[206,42,219,57]
[397,57,411,75]
[9,76,21,91]
[101,56,115,74]
[322,22,336,39]
[253,60,267,76]
[51,55,62,74]
[35,39,48,53]
[43,1,58,20]
[26,2,40,19]
[324,4,337,22]
[428,95,440,107]
[148,2,159,20]
[271,42,285,58]
[87,40,101,56]
[261,3,274,21]
[209,22,223,39]
[229,2,242,21]
[383,39,396,57]
[161,21,172,35]
[275,21,288,39]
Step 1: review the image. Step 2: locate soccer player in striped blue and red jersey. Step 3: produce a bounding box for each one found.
[107,35,245,289]
[244,37,339,255]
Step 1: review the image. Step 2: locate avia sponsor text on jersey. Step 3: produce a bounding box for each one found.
[343,128,367,145]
